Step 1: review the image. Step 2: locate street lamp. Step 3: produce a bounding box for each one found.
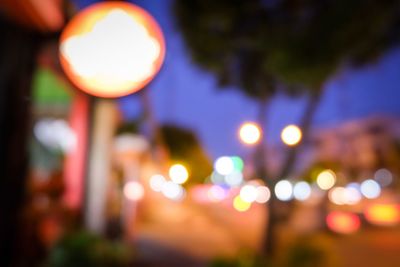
[281,124,302,146]
[238,122,262,145]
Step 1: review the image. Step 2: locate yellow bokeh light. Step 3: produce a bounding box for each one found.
[281,124,302,146]
[316,169,336,190]
[239,122,262,145]
[169,164,189,184]
[365,204,400,226]
[233,195,251,212]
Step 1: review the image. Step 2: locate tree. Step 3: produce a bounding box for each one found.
[174,0,400,257]
[160,124,213,186]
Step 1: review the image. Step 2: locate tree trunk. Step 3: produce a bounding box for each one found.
[0,16,40,267]
[253,98,270,179]
[262,88,323,257]
[278,90,322,179]
[251,98,276,257]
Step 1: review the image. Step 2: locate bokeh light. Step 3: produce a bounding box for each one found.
[316,169,336,190]
[344,185,362,205]
[374,168,393,187]
[214,156,235,175]
[123,181,144,201]
[238,122,261,145]
[360,179,381,199]
[274,180,293,201]
[224,171,244,187]
[34,119,76,153]
[161,181,185,201]
[233,195,251,212]
[293,181,311,201]
[210,171,225,185]
[328,187,347,205]
[328,186,361,205]
[326,211,360,234]
[59,2,165,97]
[149,174,166,192]
[231,156,244,172]
[281,124,302,146]
[255,186,271,203]
[346,182,360,191]
[365,204,400,226]
[239,185,258,203]
[207,185,228,202]
[169,164,189,184]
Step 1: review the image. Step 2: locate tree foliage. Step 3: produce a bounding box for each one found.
[174,0,279,99]
[161,124,213,185]
[174,0,400,96]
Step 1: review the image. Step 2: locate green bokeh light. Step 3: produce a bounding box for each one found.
[231,156,244,172]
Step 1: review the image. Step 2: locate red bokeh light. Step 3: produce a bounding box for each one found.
[326,211,360,234]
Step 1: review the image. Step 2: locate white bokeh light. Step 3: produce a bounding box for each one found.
[239,185,258,203]
[328,187,347,205]
[274,180,293,201]
[360,179,381,199]
[224,171,244,187]
[293,181,311,201]
[123,181,144,201]
[161,181,185,201]
[149,174,166,192]
[214,156,235,176]
[255,186,271,203]
[329,185,362,205]
[344,186,362,205]
[34,119,76,153]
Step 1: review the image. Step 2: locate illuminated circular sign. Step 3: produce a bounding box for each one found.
[59,2,165,98]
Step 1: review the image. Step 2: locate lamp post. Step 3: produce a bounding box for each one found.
[238,121,262,146]
[238,121,265,178]
[59,1,165,233]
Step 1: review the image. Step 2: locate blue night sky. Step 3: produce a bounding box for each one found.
[75,0,400,159]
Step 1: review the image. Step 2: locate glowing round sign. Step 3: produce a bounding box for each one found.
[59,2,165,97]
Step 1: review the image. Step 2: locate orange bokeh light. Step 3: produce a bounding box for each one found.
[364,204,400,226]
[59,2,165,98]
[326,211,360,234]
